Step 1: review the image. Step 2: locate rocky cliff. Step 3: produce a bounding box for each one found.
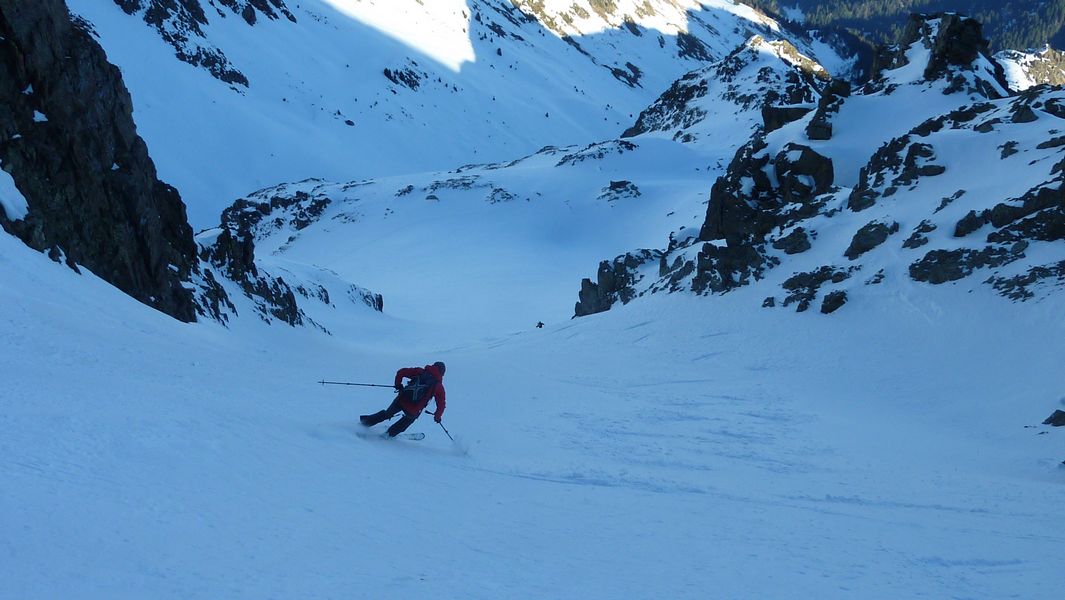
[0,0,200,321]
[0,0,367,330]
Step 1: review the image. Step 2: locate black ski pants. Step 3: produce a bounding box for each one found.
[361,397,418,436]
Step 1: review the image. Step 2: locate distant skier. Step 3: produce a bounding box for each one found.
[360,361,446,437]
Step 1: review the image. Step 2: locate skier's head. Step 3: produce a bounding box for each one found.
[433,361,446,375]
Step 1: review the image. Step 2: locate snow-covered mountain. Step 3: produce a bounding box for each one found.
[189,30,842,332]
[3,3,1065,599]
[66,0,852,226]
[576,13,1065,316]
[198,13,1064,329]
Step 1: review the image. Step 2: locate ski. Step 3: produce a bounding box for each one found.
[355,430,424,441]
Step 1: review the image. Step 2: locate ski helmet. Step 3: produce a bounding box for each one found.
[433,361,446,375]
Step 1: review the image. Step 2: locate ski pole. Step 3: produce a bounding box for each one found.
[318,380,395,389]
[425,410,456,442]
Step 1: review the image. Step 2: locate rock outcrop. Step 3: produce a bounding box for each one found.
[574,251,660,317]
[622,36,828,142]
[575,14,1065,318]
[1043,410,1065,427]
[199,187,385,327]
[871,13,1009,98]
[575,251,656,319]
[0,0,200,321]
[996,48,1065,91]
[112,0,296,87]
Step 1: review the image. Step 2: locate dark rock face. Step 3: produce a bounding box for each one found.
[0,0,199,321]
[654,129,836,300]
[622,37,825,140]
[1044,410,1065,426]
[820,290,847,314]
[675,32,711,62]
[621,69,708,138]
[954,210,989,237]
[699,137,775,246]
[921,15,988,80]
[845,221,898,260]
[199,228,303,326]
[112,0,295,87]
[218,191,331,239]
[606,62,643,87]
[690,242,769,295]
[871,13,1009,97]
[902,220,936,249]
[762,105,812,134]
[848,134,948,212]
[1012,105,1039,123]
[805,78,850,141]
[909,246,1019,284]
[383,65,425,91]
[781,266,851,312]
[574,250,658,317]
[985,181,1065,245]
[201,188,383,326]
[774,144,834,203]
[598,180,641,202]
[771,227,811,255]
[989,260,1065,300]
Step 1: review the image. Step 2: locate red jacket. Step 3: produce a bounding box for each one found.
[394,364,445,419]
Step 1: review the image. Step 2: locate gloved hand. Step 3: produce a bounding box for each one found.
[394,383,403,392]
[434,414,442,424]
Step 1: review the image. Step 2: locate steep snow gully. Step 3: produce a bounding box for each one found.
[2,2,1065,599]
[2,230,1064,599]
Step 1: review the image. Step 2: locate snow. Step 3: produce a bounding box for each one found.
[64,0,848,227]
[234,138,716,333]
[995,49,1048,92]
[3,5,1062,598]
[0,161,29,221]
[1001,58,1037,91]
[2,224,1064,598]
[320,0,475,72]
[887,40,933,86]
[769,82,979,189]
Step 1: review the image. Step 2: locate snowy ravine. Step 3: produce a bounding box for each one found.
[65,0,850,226]
[3,5,1065,599]
[2,213,1065,599]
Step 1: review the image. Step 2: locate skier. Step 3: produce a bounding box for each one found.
[360,361,446,437]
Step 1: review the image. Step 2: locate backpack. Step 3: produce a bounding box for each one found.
[404,370,438,403]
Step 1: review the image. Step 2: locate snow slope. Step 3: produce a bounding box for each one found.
[3,208,1064,599]
[582,14,1065,317]
[3,8,1064,599]
[193,31,836,334]
[204,138,719,334]
[997,47,1065,90]
[67,0,848,225]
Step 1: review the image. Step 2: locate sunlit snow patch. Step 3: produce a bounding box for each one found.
[320,0,476,71]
